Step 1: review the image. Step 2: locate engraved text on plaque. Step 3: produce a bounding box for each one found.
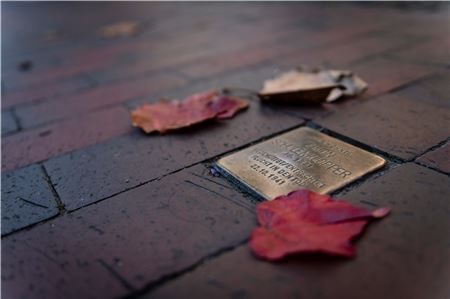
[216,127,385,199]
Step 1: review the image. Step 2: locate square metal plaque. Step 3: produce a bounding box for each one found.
[216,127,385,199]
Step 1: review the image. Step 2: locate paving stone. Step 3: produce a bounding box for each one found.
[2,75,93,109]
[387,36,450,66]
[88,22,249,84]
[43,103,303,211]
[392,11,449,39]
[394,72,450,108]
[1,110,19,135]
[143,163,450,299]
[87,4,385,85]
[274,30,420,70]
[316,94,450,160]
[349,56,438,99]
[2,3,449,299]
[271,50,437,121]
[89,43,210,84]
[178,38,301,80]
[1,164,59,235]
[1,164,257,299]
[83,5,312,84]
[125,65,289,109]
[124,67,258,105]
[2,36,143,91]
[2,106,131,171]
[1,2,212,65]
[179,18,391,80]
[126,65,333,121]
[416,142,450,174]
[14,73,185,129]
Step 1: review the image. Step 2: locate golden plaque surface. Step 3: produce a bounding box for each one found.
[216,127,385,199]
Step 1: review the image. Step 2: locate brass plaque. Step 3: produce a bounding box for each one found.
[216,127,385,199]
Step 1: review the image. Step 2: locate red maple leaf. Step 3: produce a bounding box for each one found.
[250,190,390,261]
[131,90,248,134]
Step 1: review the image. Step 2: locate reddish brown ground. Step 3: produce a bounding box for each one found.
[1,3,449,299]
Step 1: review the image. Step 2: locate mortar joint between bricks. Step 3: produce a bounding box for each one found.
[10,107,23,132]
[414,160,450,177]
[306,121,406,164]
[416,136,450,159]
[119,239,249,299]
[40,164,66,215]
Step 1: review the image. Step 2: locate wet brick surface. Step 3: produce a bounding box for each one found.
[43,104,303,211]
[316,94,450,160]
[144,164,450,299]
[1,2,449,299]
[416,142,450,174]
[1,164,257,299]
[1,164,59,235]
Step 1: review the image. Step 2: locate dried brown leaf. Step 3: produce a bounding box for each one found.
[98,21,140,38]
[131,90,249,134]
[250,189,390,261]
[259,68,367,104]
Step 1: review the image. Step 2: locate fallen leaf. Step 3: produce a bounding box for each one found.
[256,189,389,227]
[250,189,390,261]
[259,68,367,104]
[211,95,249,119]
[325,69,368,102]
[251,221,368,259]
[131,90,249,134]
[98,21,140,38]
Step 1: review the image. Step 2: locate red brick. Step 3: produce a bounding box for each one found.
[144,163,450,299]
[2,54,63,88]
[3,3,281,86]
[2,17,186,89]
[1,164,257,299]
[2,75,93,109]
[394,72,450,108]
[3,53,116,91]
[43,101,303,211]
[316,94,450,160]
[3,34,171,91]
[6,4,301,88]
[1,2,214,63]
[88,23,223,84]
[391,11,450,39]
[1,110,19,135]
[89,23,306,84]
[312,57,440,121]
[89,44,211,84]
[349,56,438,99]
[387,37,450,66]
[14,73,185,129]
[179,43,289,80]
[168,65,334,121]
[324,55,442,120]
[2,164,59,235]
[1,3,448,299]
[91,5,391,84]
[179,21,390,80]
[416,142,450,174]
[274,31,421,69]
[2,106,131,171]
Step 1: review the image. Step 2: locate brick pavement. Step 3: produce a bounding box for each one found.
[1,2,449,299]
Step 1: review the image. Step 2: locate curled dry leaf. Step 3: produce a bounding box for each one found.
[98,21,140,38]
[250,189,390,261]
[131,90,249,134]
[259,68,367,104]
